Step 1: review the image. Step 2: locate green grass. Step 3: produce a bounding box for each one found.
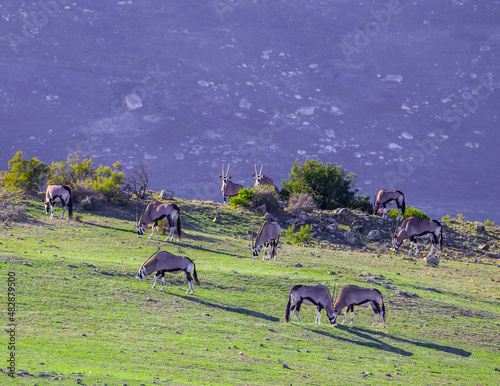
[1,193,499,385]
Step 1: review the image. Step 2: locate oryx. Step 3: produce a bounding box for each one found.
[252,221,281,260]
[137,201,182,241]
[285,285,336,325]
[373,189,405,220]
[332,285,386,327]
[392,216,443,258]
[219,164,244,204]
[136,251,200,294]
[253,164,275,188]
[44,185,73,220]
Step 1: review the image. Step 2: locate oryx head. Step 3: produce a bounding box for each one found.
[44,200,50,215]
[253,164,264,186]
[136,266,146,280]
[219,164,231,188]
[392,233,401,251]
[137,223,146,238]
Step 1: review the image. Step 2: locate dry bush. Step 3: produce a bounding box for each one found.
[286,193,317,213]
[74,183,105,211]
[250,186,280,213]
[0,203,28,223]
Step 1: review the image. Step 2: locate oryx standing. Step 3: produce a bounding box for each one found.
[137,201,182,241]
[332,285,386,327]
[253,164,275,188]
[219,164,244,204]
[252,221,281,260]
[373,189,405,220]
[136,251,199,294]
[44,185,73,220]
[285,285,336,325]
[392,217,443,258]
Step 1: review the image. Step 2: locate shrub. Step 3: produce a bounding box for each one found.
[281,159,357,210]
[388,206,429,220]
[49,152,94,186]
[92,162,125,199]
[352,193,372,214]
[286,193,317,212]
[0,202,28,223]
[250,186,280,213]
[284,224,313,245]
[229,188,254,208]
[80,192,105,211]
[1,151,50,193]
[484,219,496,227]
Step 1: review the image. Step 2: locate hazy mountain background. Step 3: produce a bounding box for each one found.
[1,0,499,222]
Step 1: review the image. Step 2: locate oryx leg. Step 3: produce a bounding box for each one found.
[151,273,159,289]
[427,243,435,258]
[315,307,322,325]
[292,300,303,324]
[184,270,194,294]
[371,302,386,327]
[164,227,174,242]
[382,207,387,219]
[341,306,351,325]
[148,222,159,239]
[49,202,55,219]
[59,198,67,219]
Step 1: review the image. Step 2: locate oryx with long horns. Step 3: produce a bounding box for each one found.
[373,189,405,220]
[137,201,182,241]
[331,285,386,327]
[136,251,200,294]
[44,185,73,220]
[252,221,281,260]
[285,285,336,325]
[253,164,275,188]
[219,164,244,204]
[392,216,443,258]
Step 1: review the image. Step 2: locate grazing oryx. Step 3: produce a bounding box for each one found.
[252,221,281,260]
[219,164,244,204]
[44,185,73,220]
[253,164,275,188]
[373,189,405,220]
[392,216,443,258]
[137,201,182,241]
[332,285,386,327]
[285,285,336,325]
[136,251,200,294]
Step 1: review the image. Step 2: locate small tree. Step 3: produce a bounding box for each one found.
[281,159,357,210]
[1,151,50,193]
[92,162,125,199]
[127,161,151,201]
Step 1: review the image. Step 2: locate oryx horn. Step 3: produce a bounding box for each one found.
[260,163,263,175]
[226,164,230,177]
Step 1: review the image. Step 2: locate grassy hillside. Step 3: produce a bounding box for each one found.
[1,190,499,385]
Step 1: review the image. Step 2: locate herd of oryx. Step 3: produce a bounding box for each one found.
[43,169,443,327]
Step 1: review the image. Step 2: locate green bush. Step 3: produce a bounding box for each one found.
[284,224,313,245]
[92,162,125,199]
[388,206,429,220]
[229,188,254,208]
[1,151,50,193]
[352,193,372,213]
[484,219,496,227]
[281,159,357,210]
[49,152,94,186]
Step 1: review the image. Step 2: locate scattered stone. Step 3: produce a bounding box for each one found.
[326,356,333,360]
[367,230,382,242]
[294,263,303,268]
[476,224,485,232]
[328,271,336,275]
[425,257,440,266]
[478,244,490,251]
[159,189,175,200]
[81,334,87,337]
[282,363,290,369]
[255,204,267,215]
[396,290,418,298]
[416,287,440,293]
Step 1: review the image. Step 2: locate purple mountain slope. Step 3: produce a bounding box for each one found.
[1,0,499,222]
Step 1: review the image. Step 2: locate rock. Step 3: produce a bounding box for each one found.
[160,189,174,200]
[264,212,277,221]
[478,244,490,251]
[328,271,336,275]
[294,263,303,268]
[334,208,357,224]
[351,220,364,233]
[476,224,486,232]
[367,230,382,242]
[255,203,267,215]
[325,225,338,233]
[425,257,440,266]
[343,231,356,244]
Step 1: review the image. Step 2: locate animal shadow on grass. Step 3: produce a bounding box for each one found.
[349,327,472,357]
[170,293,280,323]
[307,325,413,357]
